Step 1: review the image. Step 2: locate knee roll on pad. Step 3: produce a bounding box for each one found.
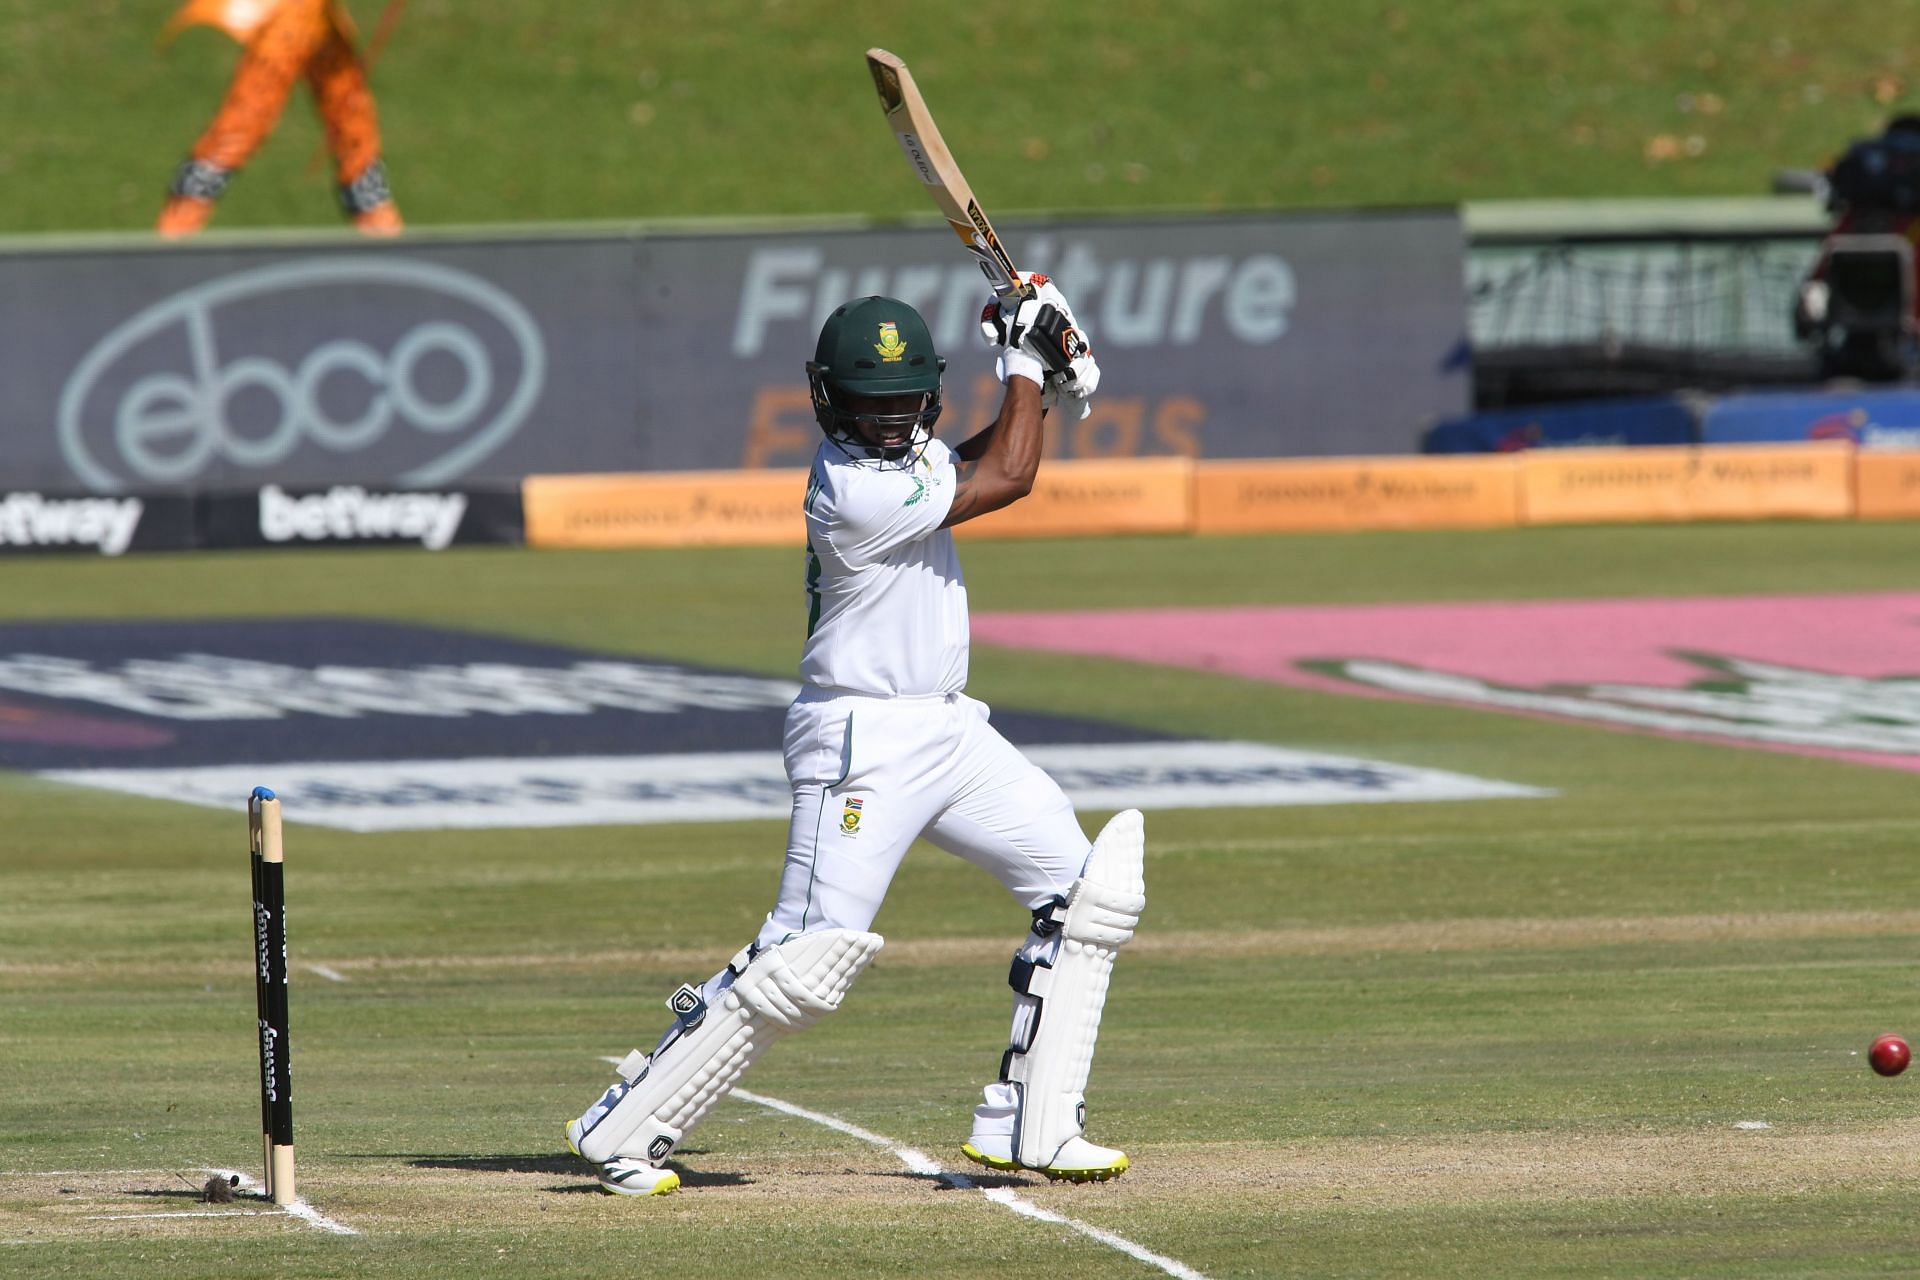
[1003,809,1145,1169]
[573,928,883,1165]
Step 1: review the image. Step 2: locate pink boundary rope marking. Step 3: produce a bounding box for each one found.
[973,593,1920,773]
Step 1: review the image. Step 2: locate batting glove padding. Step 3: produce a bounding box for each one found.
[979,274,1102,418]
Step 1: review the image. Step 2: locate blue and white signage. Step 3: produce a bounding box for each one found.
[2,619,1545,830]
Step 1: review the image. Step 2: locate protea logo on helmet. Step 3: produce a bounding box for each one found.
[874,323,908,362]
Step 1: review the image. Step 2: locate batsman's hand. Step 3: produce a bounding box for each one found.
[978,273,1101,419]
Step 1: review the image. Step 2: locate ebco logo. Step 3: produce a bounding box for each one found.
[58,258,546,492]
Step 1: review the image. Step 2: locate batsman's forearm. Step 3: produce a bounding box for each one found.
[939,377,1045,527]
[984,377,1044,496]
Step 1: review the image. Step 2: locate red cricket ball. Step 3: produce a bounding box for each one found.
[1869,1033,1910,1077]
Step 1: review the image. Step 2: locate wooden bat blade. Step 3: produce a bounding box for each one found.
[866,47,907,112]
[865,49,969,211]
[865,48,1029,301]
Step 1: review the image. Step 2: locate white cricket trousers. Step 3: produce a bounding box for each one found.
[755,687,1093,947]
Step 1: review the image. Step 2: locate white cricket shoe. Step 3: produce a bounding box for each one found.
[961,1133,1129,1183]
[596,1156,681,1197]
[568,1119,680,1197]
[962,1082,1127,1182]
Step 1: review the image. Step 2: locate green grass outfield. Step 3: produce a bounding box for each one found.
[2,520,1919,1277]
[0,0,1909,233]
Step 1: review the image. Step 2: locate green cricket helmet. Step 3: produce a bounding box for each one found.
[806,296,946,461]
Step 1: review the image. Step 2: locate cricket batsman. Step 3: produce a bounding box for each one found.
[155,0,401,237]
[566,279,1147,1197]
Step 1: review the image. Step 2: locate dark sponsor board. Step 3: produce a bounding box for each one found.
[0,486,523,556]
[1702,390,1920,448]
[0,492,198,555]
[1,213,1468,494]
[199,485,525,550]
[1423,396,1698,453]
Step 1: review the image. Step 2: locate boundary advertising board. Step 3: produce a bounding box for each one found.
[0,212,1468,493]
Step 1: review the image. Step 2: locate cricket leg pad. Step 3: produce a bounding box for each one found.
[1003,808,1145,1170]
[568,928,883,1165]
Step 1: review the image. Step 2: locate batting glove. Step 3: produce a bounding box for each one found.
[979,274,1101,418]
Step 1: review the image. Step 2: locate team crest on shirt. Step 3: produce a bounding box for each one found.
[874,323,907,362]
[839,795,864,835]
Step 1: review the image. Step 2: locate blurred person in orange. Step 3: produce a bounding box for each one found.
[156,0,402,238]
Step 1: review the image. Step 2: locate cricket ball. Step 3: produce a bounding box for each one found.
[1869,1033,1910,1077]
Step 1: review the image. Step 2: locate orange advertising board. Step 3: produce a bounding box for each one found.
[523,441,1888,551]
[1521,443,1854,524]
[525,458,1192,548]
[955,458,1193,540]
[1855,450,1920,518]
[523,470,805,549]
[1193,456,1519,533]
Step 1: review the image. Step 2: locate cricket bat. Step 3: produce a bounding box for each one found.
[867,49,1085,380]
[872,49,1078,298]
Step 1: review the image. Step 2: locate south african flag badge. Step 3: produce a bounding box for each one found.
[839,796,864,835]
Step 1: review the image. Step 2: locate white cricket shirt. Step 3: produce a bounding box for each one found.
[798,437,967,697]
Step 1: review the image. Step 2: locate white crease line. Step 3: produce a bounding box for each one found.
[283,1199,359,1236]
[732,1088,946,1176]
[595,1056,1206,1277]
[977,1184,1211,1277]
[210,1168,359,1236]
[0,1168,188,1177]
[307,964,350,983]
[1,1166,358,1237]
[83,1211,274,1221]
[729,1084,1209,1280]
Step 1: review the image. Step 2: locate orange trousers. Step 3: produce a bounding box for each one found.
[159,0,398,235]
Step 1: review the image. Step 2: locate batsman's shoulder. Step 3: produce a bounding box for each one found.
[804,455,835,513]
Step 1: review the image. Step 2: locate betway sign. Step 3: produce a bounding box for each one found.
[0,212,1465,492]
